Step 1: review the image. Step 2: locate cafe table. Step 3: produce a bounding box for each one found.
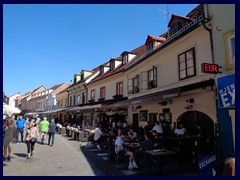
[123,142,141,153]
[144,149,177,174]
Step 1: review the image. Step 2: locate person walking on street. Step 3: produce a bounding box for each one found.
[3,118,16,161]
[16,115,26,143]
[39,117,49,144]
[48,119,56,146]
[25,121,40,159]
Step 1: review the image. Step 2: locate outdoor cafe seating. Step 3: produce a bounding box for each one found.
[76,124,202,175]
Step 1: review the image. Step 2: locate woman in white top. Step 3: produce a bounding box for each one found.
[25,121,40,159]
[174,123,185,136]
[151,121,163,133]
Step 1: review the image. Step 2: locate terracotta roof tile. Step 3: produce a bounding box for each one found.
[49,83,64,90]
[84,5,204,85]
[186,4,204,19]
[168,14,192,27]
[87,44,147,85]
[145,35,166,45]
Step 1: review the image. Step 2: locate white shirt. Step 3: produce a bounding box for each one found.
[112,122,116,128]
[94,128,102,141]
[115,137,124,152]
[152,125,163,133]
[123,122,127,128]
[175,128,185,135]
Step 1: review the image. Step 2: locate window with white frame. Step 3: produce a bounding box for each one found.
[110,61,115,71]
[229,35,235,64]
[82,92,85,104]
[73,95,76,105]
[122,55,128,65]
[100,87,105,99]
[91,90,95,101]
[116,82,123,95]
[128,79,133,94]
[77,95,81,104]
[133,75,140,93]
[178,48,196,80]
[65,98,67,107]
[148,66,157,89]
[224,30,235,70]
[99,66,104,76]
[147,41,153,52]
[69,96,72,106]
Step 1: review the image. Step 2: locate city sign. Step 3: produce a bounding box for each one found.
[201,63,222,74]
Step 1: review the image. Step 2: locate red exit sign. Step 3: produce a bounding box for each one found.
[201,63,222,74]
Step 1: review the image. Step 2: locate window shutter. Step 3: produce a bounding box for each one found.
[141,71,148,90]
[128,79,133,94]
[153,66,157,86]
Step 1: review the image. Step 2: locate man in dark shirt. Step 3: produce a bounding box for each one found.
[152,130,163,149]
[48,119,56,146]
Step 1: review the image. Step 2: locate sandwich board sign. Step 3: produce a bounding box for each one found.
[198,154,217,176]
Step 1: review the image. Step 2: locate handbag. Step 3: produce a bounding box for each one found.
[31,137,37,143]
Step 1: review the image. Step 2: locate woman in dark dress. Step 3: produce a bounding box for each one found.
[3,118,16,161]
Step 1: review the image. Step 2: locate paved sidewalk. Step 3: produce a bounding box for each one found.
[3,133,104,176]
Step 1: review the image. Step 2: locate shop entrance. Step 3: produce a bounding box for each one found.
[132,113,139,131]
[177,111,215,154]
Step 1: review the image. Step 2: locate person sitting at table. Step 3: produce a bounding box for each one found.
[123,120,128,129]
[151,121,164,137]
[174,123,185,136]
[152,130,163,149]
[144,121,153,132]
[135,131,154,166]
[117,127,122,137]
[127,127,138,142]
[140,131,154,151]
[115,130,138,170]
[117,120,122,128]
[94,125,104,149]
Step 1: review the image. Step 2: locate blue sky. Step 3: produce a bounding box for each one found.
[3,4,198,97]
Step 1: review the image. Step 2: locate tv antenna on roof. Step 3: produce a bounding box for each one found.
[158,4,170,23]
[158,4,170,37]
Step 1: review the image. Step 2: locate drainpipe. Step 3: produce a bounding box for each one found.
[202,5,215,64]
[83,83,88,105]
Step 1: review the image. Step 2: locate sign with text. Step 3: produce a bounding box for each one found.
[217,74,235,108]
[198,154,217,176]
[201,63,222,74]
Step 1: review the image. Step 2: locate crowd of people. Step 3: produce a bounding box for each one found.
[3,115,235,175]
[90,118,186,170]
[3,115,57,160]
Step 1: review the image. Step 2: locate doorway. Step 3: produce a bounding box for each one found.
[132,113,139,131]
[177,111,215,154]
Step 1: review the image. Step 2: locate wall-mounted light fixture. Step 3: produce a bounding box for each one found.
[186,98,194,104]
[136,105,142,109]
[184,104,193,110]
[158,99,172,106]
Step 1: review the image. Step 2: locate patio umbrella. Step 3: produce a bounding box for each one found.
[3,103,21,116]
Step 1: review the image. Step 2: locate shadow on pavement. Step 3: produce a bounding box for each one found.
[14,153,27,158]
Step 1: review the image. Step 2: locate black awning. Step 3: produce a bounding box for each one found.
[130,88,180,105]
[129,79,215,105]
